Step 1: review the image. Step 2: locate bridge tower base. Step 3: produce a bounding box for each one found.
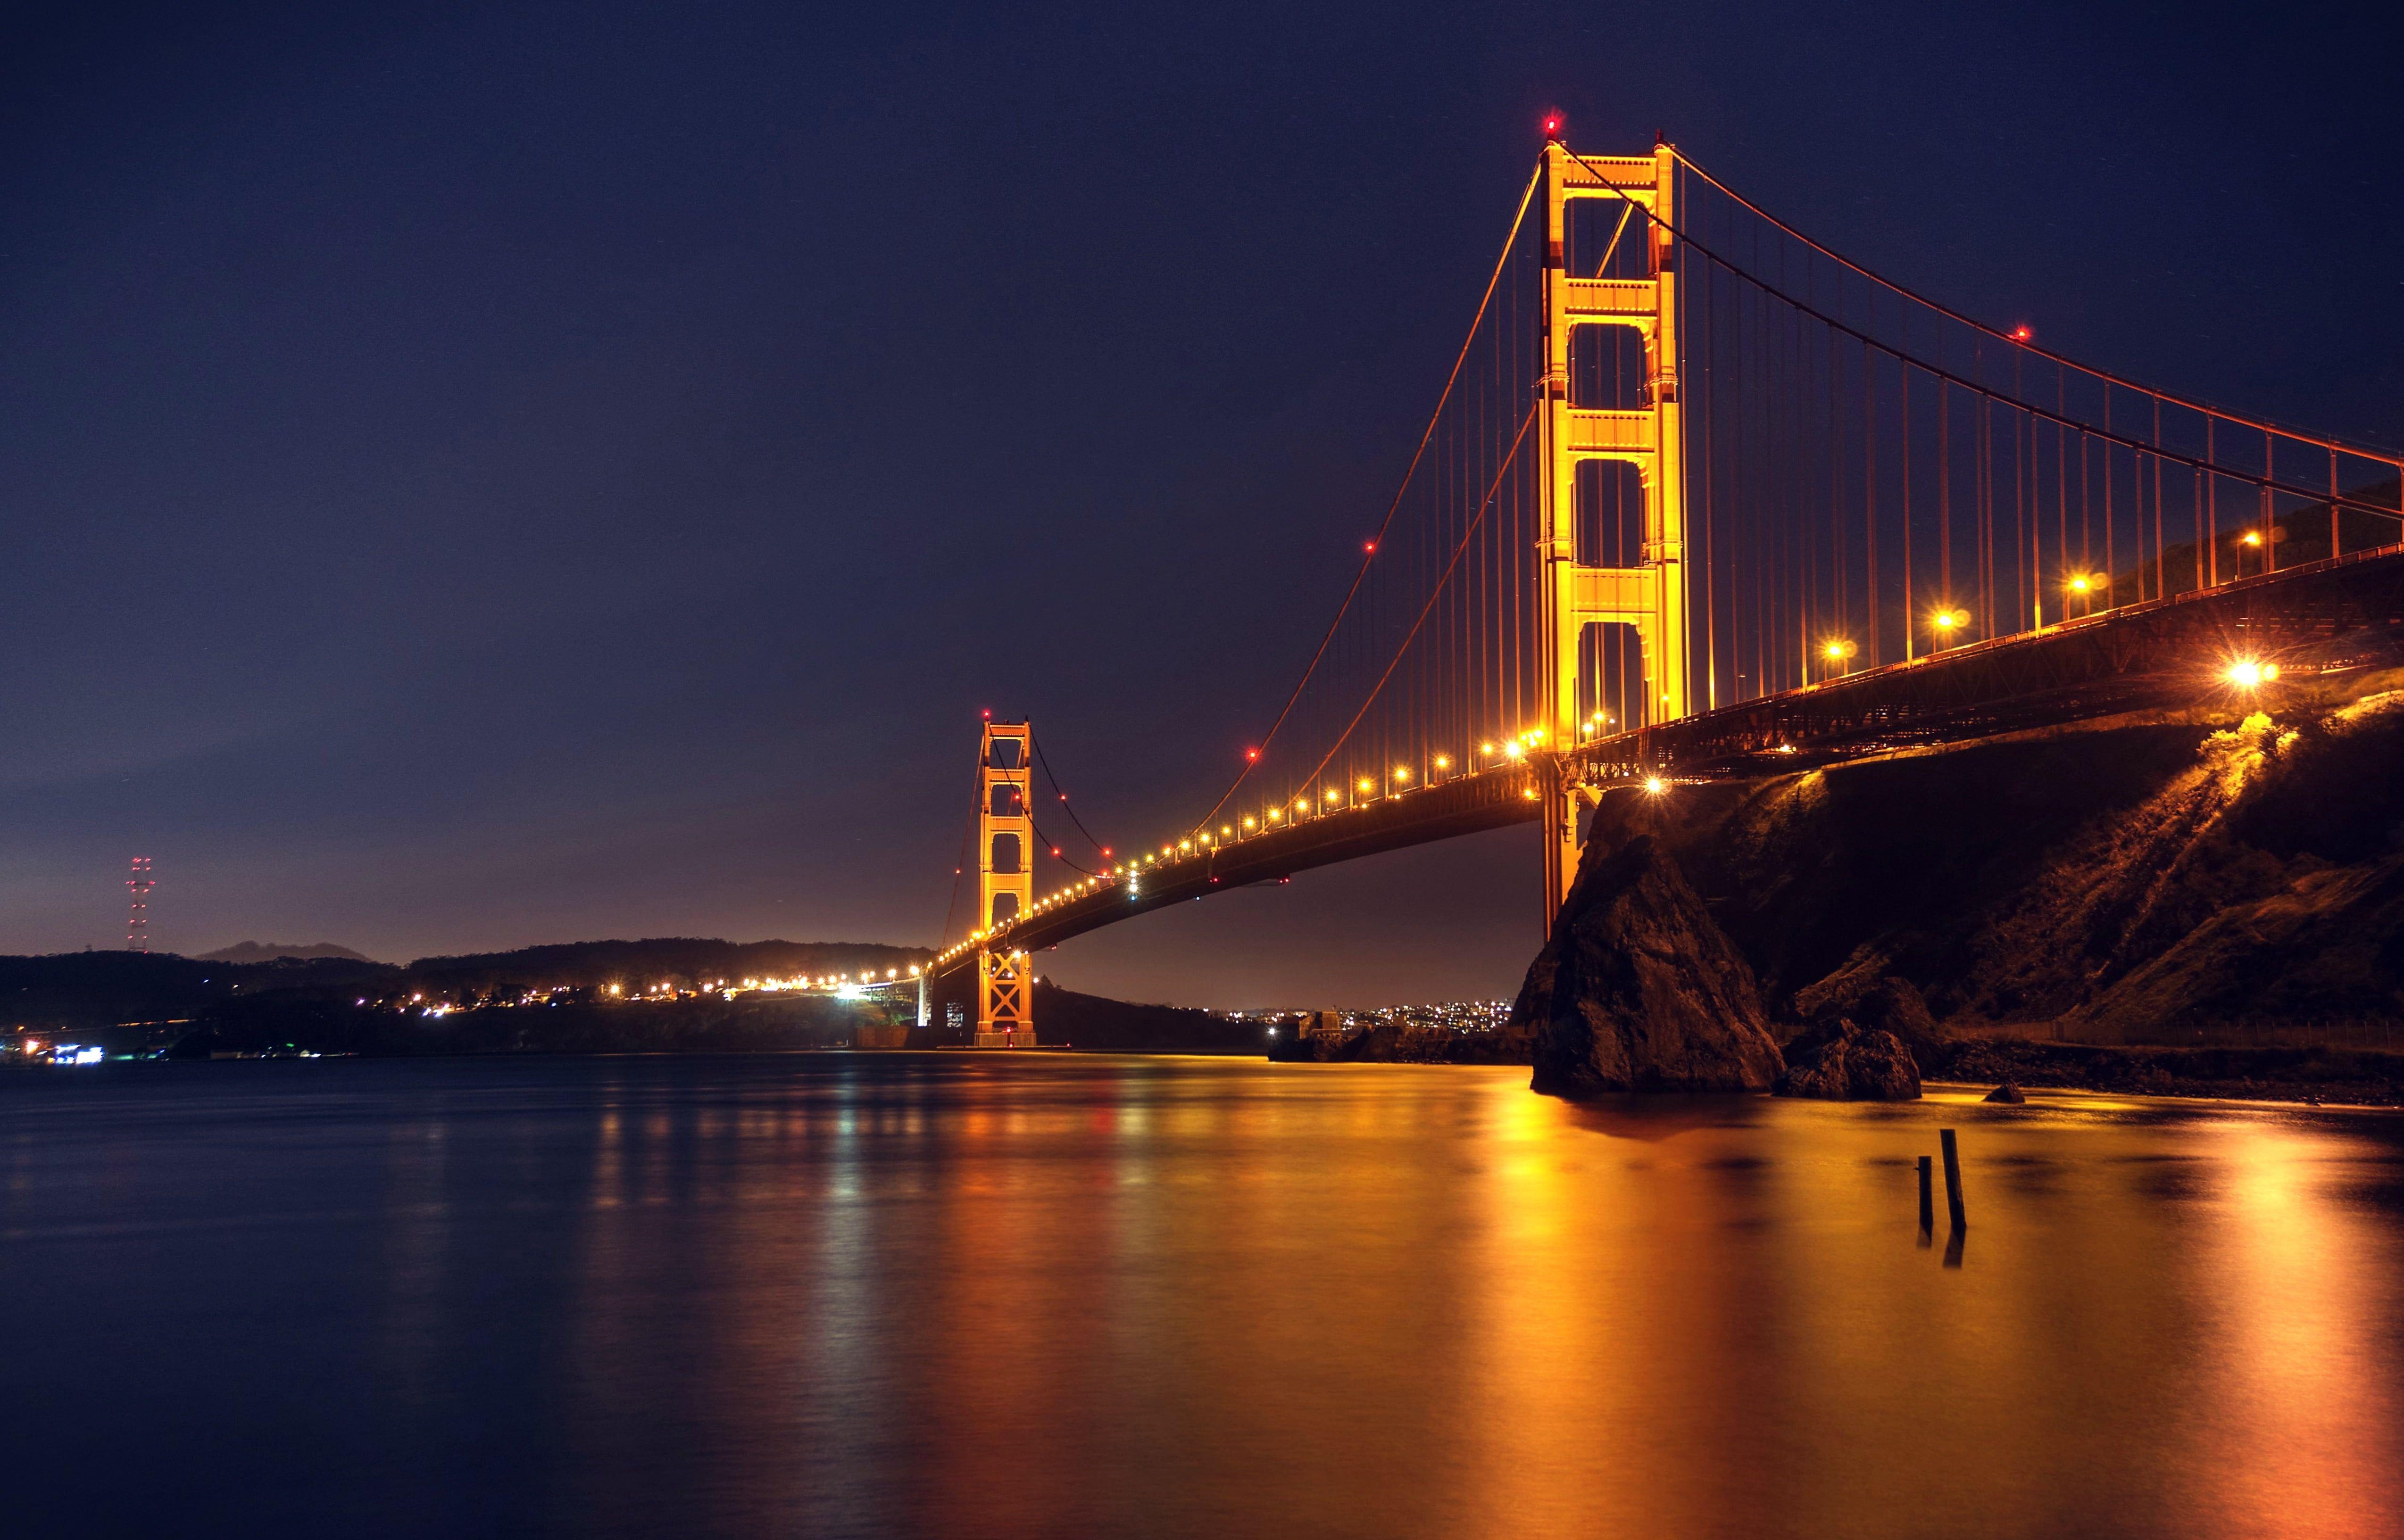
[973,720,1039,1048]
[1538,138,1690,932]
[973,947,1034,1049]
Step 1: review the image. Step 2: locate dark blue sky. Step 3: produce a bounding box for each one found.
[5,0,2396,1005]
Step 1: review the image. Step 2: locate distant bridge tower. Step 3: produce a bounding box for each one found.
[975,720,1038,1047]
[126,856,156,952]
[1538,138,1689,927]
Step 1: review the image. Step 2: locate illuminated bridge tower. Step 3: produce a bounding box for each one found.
[975,719,1037,1047]
[1538,139,1690,927]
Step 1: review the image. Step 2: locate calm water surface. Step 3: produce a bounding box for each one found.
[5,1053,2401,1539]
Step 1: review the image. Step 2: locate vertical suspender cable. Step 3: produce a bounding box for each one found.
[2163,398,2183,598]
[2263,429,2276,574]
[1902,365,1913,660]
[2330,448,2341,562]
[2056,372,2069,606]
[1701,246,1719,709]
[1864,337,1878,664]
[2205,418,2217,586]
[1938,379,1951,616]
[2103,395,2115,605]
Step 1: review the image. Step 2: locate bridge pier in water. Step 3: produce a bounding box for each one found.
[975,719,1038,1047]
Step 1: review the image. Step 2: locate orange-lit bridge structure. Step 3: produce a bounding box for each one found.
[932,132,2404,1044]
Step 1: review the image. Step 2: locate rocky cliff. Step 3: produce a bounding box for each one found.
[1576,680,2404,1042]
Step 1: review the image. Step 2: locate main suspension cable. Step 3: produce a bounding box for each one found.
[1190,154,1547,837]
[937,756,981,948]
[1291,401,1541,799]
[1031,735,1111,860]
[1561,147,2404,524]
[1668,148,2404,466]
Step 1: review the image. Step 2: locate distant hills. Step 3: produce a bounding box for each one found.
[1,936,933,1033]
[196,942,379,964]
[406,937,924,990]
[0,935,1257,1057]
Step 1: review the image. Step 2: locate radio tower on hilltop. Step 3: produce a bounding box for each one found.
[126,857,155,952]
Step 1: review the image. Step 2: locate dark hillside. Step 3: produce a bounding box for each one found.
[407,937,927,991]
[5,939,1262,1060]
[1590,683,2404,1038]
[1,951,392,1031]
[1029,981,1262,1052]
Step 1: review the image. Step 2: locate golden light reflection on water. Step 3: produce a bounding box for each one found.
[382,1060,2404,1537]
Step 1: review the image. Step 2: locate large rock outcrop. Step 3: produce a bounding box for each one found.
[1773,1019,1922,1100]
[1517,833,1785,1096]
[1574,682,2404,1043]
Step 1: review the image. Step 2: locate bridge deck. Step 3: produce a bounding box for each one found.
[934,543,2404,980]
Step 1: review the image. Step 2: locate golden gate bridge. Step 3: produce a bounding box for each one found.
[928,130,2404,1048]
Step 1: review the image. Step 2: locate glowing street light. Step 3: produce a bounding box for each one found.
[2065,572,2111,616]
[2227,660,2280,688]
[1643,776,1667,795]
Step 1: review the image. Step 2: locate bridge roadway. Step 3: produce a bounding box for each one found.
[934,541,2404,981]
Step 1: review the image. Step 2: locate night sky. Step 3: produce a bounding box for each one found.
[5,1,2396,1006]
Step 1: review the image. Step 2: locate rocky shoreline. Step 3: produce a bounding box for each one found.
[1925,1038,2404,1108]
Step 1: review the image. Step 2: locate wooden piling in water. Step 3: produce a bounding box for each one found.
[1917,1155,1934,1235]
[1939,1128,1967,1231]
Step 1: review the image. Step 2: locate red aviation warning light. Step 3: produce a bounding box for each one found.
[1244,747,1259,762]
[2010,325,2033,342]
[1541,112,1564,141]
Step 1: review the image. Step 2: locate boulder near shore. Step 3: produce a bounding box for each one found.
[1773,1019,1922,1101]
